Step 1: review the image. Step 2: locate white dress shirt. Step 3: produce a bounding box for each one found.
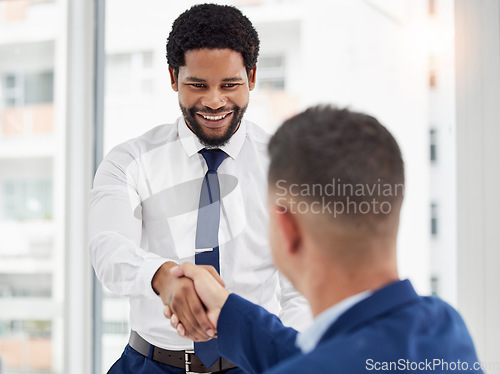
[89,117,311,350]
[296,290,372,354]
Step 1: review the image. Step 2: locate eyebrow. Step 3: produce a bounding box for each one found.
[184,76,244,83]
[221,77,244,82]
[185,77,206,83]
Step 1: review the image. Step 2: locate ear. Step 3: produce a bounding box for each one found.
[248,66,257,91]
[168,66,179,92]
[273,205,302,256]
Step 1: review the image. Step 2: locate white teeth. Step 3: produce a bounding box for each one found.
[202,113,228,121]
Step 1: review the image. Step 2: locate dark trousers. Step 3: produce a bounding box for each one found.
[108,344,245,374]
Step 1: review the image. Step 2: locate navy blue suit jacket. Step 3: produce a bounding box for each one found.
[217,280,482,374]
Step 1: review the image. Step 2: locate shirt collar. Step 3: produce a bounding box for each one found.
[177,117,247,159]
[296,290,372,354]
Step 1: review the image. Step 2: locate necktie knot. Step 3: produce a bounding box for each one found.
[200,149,228,172]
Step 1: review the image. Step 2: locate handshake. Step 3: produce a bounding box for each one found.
[158,263,230,342]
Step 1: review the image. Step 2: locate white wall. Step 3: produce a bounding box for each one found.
[429,0,457,305]
[455,0,500,372]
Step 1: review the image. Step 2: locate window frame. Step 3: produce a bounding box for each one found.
[59,0,97,373]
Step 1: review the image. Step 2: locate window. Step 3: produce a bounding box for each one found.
[431,202,438,237]
[0,1,63,373]
[0,0,56,23]
[430,275,439,296]
[429,55,437,88]
[0,320,52,371]
[0,274,52,298]
[24,72,54,105]
[2,71,54,107]
[1,71,55,137]
[2,75,20,107]
[105,52,154,97]
[1,179,52,221]
[257,55,285,90]
[102,321,129,335]
[430,128,438,162]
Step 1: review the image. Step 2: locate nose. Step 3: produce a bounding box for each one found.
[200,89,227,109]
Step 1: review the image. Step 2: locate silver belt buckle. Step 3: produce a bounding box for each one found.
[185,350,211,374]
[185,350,195,373]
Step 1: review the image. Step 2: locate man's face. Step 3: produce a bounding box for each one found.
[169,48,256,147]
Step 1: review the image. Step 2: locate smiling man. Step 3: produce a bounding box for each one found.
[172,48,254,147]
[89,4,310,374]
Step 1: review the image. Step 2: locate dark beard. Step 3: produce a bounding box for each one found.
[180,104,247,147]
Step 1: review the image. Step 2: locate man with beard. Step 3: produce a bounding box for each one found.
[89,4,310,374]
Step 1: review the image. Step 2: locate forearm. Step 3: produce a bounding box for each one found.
[89,230,168,297]
[89,167,170,298]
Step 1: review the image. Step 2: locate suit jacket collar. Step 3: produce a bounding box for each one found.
[319,279,419,344]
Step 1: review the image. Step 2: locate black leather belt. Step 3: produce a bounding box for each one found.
[128,330,237,373]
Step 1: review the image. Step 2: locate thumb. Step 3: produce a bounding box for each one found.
[169,265,185,278]
[170,262,200,280]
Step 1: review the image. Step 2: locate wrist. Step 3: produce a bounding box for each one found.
[216,290,231,310]
[210,290,230,328]
[152,261,177,295]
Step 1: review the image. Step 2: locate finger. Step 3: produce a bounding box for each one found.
[206,327,215,338]
[172,304,207,341]
[171,279,214,340]
[173,320,209,342]
[177,322,185,337]
[164,305,172,318]
[170,313,179,329]
[179,292,213,339]
[183,323,212,342]
[173,301,214,341]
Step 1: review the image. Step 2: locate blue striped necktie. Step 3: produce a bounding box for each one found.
[194,148,228,368]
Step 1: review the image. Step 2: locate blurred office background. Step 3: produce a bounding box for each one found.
[0,0,498,373]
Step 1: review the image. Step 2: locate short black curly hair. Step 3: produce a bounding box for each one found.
[166,3,260,77]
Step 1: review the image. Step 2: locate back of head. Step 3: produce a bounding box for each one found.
[166,3,260,76]
[268,106,405,234]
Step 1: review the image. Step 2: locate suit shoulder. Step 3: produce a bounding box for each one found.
[417,296,469,328]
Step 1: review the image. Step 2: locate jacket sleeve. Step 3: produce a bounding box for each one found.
[217,294,300,374]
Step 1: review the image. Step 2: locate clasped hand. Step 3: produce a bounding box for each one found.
[160,263,230,342]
